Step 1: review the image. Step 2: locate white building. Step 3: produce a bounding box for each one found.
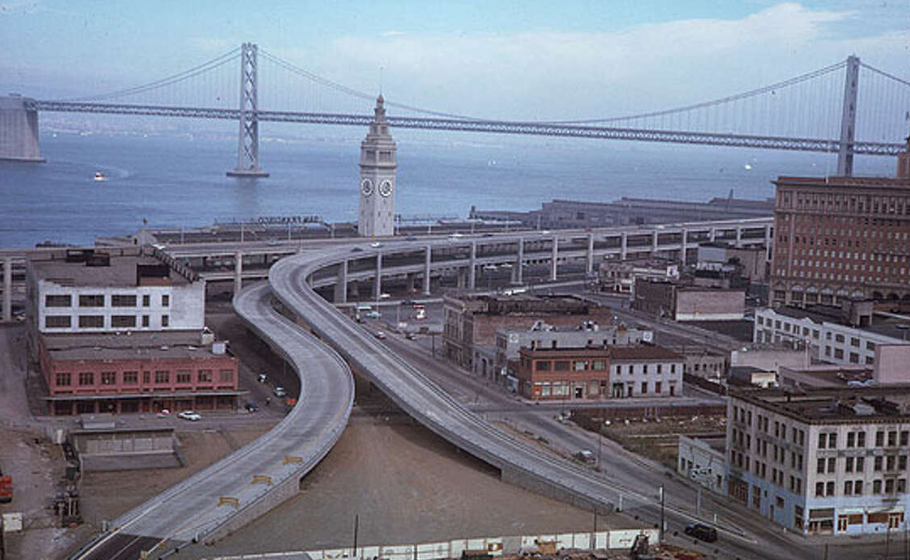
[678,434,727,494]
[754,306,909,368]
[728,387,910,535]
[608,345,685,398]
[27,247,205,355]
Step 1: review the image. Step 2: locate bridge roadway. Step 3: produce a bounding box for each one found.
[71,283,354,560]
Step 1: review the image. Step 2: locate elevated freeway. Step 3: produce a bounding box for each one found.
[262,239,815,560]
[70,283,354,560]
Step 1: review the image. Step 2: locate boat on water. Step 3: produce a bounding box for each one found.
[93,172,106,182]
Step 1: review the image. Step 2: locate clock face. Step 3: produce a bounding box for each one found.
[361,178,374,196]
[379,179,393,197]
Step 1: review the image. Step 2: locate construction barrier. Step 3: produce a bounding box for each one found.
[252,475,272,486]
[217,496,240,509]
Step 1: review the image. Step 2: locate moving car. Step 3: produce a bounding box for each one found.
[273,387,287,398]
[177,411,202,421]
[364,310,381,319]
[684,523,718,542]
[370,241,382,248]
[245,402,259,413]
[257,373,268,384]
[374,331,387,340]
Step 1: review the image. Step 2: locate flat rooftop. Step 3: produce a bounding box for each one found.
[775,176,910,189]
[773,305,910,341]
[731,385,910,424]
[30,246,198,287]
[43,330,231,362]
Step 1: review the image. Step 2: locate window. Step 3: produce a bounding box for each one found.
[45,294,72,307]
[844,481,853,496]
[111,294,137,307]
[142,294,150,307]
[886,479,895,494]
[161,315,169,327]
[592,360,606,371]
[142,371,150,384]
[55,372,71,386]
[875,456,883,471]
[176,370,191,383]
[101,371,116,385]
[161,294,170,307]
[828,457,836,473]
[902,431,909,446]
[858,431,866,447]
[873,480,882,494]
[655,381,662,393]
[889,431,898,447]
[198,370,212,382]
[854,481,863,495]
[535,361,550,372]
[641,382,648,394]
[218,369,234,382]
[572,360,587,371]
[111,315,136,328]
[857,457,865,472]
[845,457,854,472]
[78,315,104,328]
[877,431,885,447]
[815,482,824,497]
[826,481,835,496]
[78,294,105,307]
[847,432,855,448]
[817,458,825,474]
[828,433,837,448]
[154,370,170,384]
[45,315,71,328]
[900,455,907,470]
[142,315,150,327]
[78,372,94,386]
[123,371,138,384]
[818,433,827,449]
[553,360,569,371]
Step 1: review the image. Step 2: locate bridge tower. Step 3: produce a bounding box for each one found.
[0,95,44,162]
[836,55,860,176]
[227,43,269,178]
[357,95,397,237]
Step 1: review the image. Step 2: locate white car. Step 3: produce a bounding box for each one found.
[177,411,202,421]
[370,241,382,248]
[273,386,287,397]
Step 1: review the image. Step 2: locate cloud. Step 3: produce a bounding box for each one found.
[288,3,902,121]
[382,31,405,38]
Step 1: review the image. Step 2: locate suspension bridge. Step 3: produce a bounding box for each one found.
[2,42,909,177]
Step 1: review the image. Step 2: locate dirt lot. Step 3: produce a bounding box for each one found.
[575,414,727,470]
[181,411,639,560]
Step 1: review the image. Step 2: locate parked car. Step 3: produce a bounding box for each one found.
[364,310,381,319]
[574,449,595,463]
[405,236,417,241]
[257,373,268,384]
[273,387,287,398]
[156,409,171,418]
[405,333,417,341]
[245,402,259,413]
[684,523,718,542]
[370,241,382,248]
[177,411,202,422]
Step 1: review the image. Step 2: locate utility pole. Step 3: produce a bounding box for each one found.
[659,484,666,541]
[352,514,359,555]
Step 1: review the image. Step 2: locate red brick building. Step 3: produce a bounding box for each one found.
[40,331,242,415]
[771,176,910,308]
[517,347,611,400]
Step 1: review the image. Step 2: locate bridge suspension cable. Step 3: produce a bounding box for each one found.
[258,49,486,120]
[57,47,240,102]
[547,60,850,124]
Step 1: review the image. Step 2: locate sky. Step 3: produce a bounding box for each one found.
[1,1,908,121]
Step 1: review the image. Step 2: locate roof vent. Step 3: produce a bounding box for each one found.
[853,402,875,416]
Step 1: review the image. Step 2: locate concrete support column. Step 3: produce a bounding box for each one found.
[680,228,688,265]
[550,235,558,282]
[233,252,243,295]
[620,232,628,260]
[651,231,659,254]
[735,225,743,248]
[334,260,348,304]
[468,241,477,290]
[0,96,44,162]
[2,258,11,323]
[406,273,415,293]
[457,268,467,289]
[513,238,525,284]
[709,227,717,242]
[585,233,595,274]
[423,246,432,295]
[374,253,383,298]
[764,224,773,260]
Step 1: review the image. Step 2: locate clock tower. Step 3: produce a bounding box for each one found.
[358,95,397,237]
